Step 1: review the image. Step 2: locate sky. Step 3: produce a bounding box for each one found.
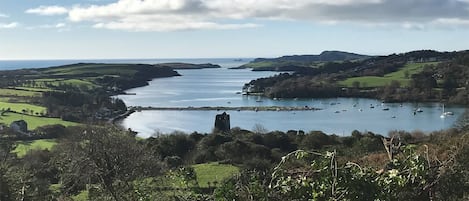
[1,0,469,60]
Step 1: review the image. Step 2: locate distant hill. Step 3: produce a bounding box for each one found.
[157,62,221,69]
[254,51,371,63]
[236,51,371,71]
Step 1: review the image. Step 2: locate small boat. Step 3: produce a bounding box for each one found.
[440,104,454,118]
[416,108,423,113]
[445,112,454,115]
[382,108,390,111]
[359,108,363,112]
[334,111,340,113]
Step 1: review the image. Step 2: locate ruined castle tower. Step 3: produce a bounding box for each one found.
[214,112,230,132]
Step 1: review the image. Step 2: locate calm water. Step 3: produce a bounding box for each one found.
[122,101,464,137]
[116,62,467,138]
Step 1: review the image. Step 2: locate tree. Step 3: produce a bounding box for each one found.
[53,126,163,200]
[0,139,15,200]
[253,124,268,134]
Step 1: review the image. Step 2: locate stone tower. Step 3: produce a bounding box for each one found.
[214,112,230,132]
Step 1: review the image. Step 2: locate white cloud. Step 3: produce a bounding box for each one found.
[433,18,469,26]
[0,13,8,18]
[25,0,469,31]
[55,23,66,28]
[26,6,68,16]
[25,23,68,30]
[0,22,18,29]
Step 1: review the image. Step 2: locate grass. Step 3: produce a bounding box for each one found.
[0,112,79,130]
[34,78,98,89]
[340,76,409,88]
[0,101,47,114]
[340,62,439,87]
[0,88,41,97]
[71,190,89,201]
[47,162,239,200]
[14,87,54,92]
[43,64,138,76]
[193,162,240,187]
[13,139,57,157]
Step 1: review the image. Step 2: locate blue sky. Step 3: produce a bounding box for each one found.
[1,0,469,59]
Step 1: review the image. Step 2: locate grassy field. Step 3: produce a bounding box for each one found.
[340,62,439,87]
[13,139,57,157]
[340,76,409,88]
[14,87,54,92]
[0,112,78,129]
[0,88,42,97]
[43,64,138,76]
[193,162,240,187]
[0,101,47,114]
[34,78,98,89]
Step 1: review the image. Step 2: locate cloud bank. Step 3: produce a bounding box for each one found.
[26,0,469,31]
[0,22,18,29]
[26,6,68,16]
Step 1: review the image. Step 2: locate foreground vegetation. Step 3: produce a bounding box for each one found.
[1,122,468,200]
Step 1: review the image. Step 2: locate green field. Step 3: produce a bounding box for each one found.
[14,87,54,92]
[0,88,42,97]
[0,101,47,114]
[43,64,138,76]
[0,112,78,130]
[193,162,239,187]
[340,76,409,88]
[340,62,439,87]
[34,78,98,89]
[13,139,57,157]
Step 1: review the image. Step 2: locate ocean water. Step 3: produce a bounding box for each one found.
[0,58,251,70]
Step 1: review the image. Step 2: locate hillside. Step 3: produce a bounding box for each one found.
[0,63,181,126]
[243,50,469,104]
[236,51,371,71]
[158,62,221,69]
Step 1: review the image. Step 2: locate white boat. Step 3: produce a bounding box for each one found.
[440,104,454,118]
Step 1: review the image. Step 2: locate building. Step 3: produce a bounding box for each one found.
[10,120,28,134]
[214,112,230,132]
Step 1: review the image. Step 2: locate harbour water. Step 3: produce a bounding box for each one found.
[115,61,467,138]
